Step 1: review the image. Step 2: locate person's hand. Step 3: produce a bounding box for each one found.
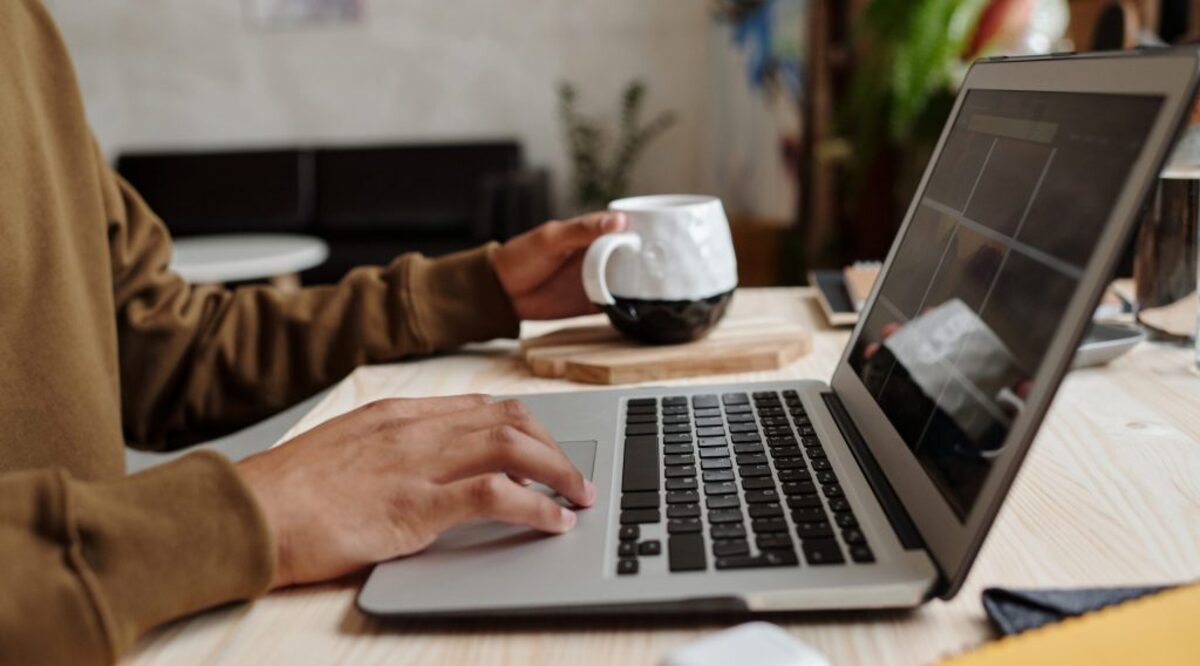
[493,212,628,320]
[236,394,595,589]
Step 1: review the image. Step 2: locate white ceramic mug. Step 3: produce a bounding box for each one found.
[582,194,738,344]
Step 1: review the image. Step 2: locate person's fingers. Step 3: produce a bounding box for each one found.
[411,398,551,445]
[435,474,578,535]
[534,212,628,256]
[432,424,594,507]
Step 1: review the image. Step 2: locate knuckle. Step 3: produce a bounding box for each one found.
[499,399,530,424]
[490,425,522,453]
[470,475,504,508]
[468,393,493,406]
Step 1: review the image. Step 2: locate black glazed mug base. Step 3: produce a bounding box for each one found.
[599,289,734,345]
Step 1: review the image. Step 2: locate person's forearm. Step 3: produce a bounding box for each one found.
[0,453,274,664]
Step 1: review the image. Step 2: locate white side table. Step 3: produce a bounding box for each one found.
[170,233,330,291]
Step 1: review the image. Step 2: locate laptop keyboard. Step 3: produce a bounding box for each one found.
[615,390,875,575]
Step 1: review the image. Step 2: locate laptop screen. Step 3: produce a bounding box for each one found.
[847,89,1162,519]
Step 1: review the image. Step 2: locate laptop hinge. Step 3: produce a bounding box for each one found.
[821,392,925,551]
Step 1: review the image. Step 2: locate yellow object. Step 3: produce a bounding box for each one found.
[941,584,1200,665]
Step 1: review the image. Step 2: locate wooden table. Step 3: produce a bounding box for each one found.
[126,288,1200,665]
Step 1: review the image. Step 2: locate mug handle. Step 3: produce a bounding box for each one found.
[582,232,642,306]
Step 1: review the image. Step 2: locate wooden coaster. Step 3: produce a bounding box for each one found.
[520,317,811,385]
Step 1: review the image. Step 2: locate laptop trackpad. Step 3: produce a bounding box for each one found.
[531,440,597,504]
[428,440,598,552]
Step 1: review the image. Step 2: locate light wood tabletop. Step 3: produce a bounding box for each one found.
[125,288,1200,665]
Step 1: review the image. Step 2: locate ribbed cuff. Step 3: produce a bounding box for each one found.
[398,243,521,352]
[65,451,275,655]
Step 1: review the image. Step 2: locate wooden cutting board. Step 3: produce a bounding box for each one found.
[520,317,811,385]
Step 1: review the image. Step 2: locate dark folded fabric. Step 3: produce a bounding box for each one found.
[982,585,1172,635]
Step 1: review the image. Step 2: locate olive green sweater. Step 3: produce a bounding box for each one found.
[0,1,520,663]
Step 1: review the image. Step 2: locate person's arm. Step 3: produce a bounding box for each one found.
[0,452,274,665]
[102,161,522,449]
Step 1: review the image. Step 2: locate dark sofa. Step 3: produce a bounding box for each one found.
[117,142,550,284]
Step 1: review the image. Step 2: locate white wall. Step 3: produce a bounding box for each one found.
[44,0,723,216]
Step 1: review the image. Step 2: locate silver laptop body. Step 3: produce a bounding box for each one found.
[360,50,1199,617]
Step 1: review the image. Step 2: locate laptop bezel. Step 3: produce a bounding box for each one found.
[828,51,1200,598]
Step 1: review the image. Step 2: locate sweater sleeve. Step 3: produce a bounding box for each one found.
[101,158,521,450]
[0,452,275,665]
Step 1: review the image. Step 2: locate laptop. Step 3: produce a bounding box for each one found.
[359,50,1200,616]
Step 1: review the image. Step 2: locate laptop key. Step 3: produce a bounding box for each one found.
[664,444,693,455]
[666,477,697,491]
[665,465,697,478]
[748,503,784,519]
[693,408,721,418]
[664,433,693,444]
[706,495,740,509]
[664,454,694,467]
[619,525,640,541]
[712,539,750,557]
[702,469,735,482]
[704,482,738,496]
[617,558,639,575]
[621,435,659,493]
[696,427,725,438]
[618,541,636,557]
[699,447,730,459]
[822,483,844,497]
[662,405,688,415]
[666,490,699,504]
[733,443,765,455]
[739,465,772,478]
[786,494,822,509]
[726,412,755,424]
[626,405,657,416]
[625,413,658,425]
[707,509,745,524]
[668,518,702,534]
[816,471,838,484]
[756,534,794,550]
[791,507,825,523]
[777,469,810,483]
[711,523,747,539]
[700,458,732,470]
[668,534,707,571]
[667,503,701,519]
[662,396,687,406]
[730,433,762,444]
[697,437,728,448]
[740,477,775,490]
[796,520,834,539]
[751,517,787,533]
[638,540,662,556]
[811,459,832,471]
[775,457,806,470]
[620,492,660,510]
[745,489,779,504]
[722,393,750,405]
[662,413,690,425]
[777,482,816,496]
[807,447,827,459]
[663,424,692,435]
[620,509,660,524]
[724,404,752,414]
[628,398,656,407]
[841,528,867,545]
[835,513,858,528]
[850,545,875,563]
[736,453,768,466]
[694,417,723,428]
[691,395,719,409]
[828,498,851,513]
[716,550,798,570]
[802,538,845,565]
[625,423,658,437]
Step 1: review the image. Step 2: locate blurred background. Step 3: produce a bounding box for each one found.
[43,0,1200,289]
